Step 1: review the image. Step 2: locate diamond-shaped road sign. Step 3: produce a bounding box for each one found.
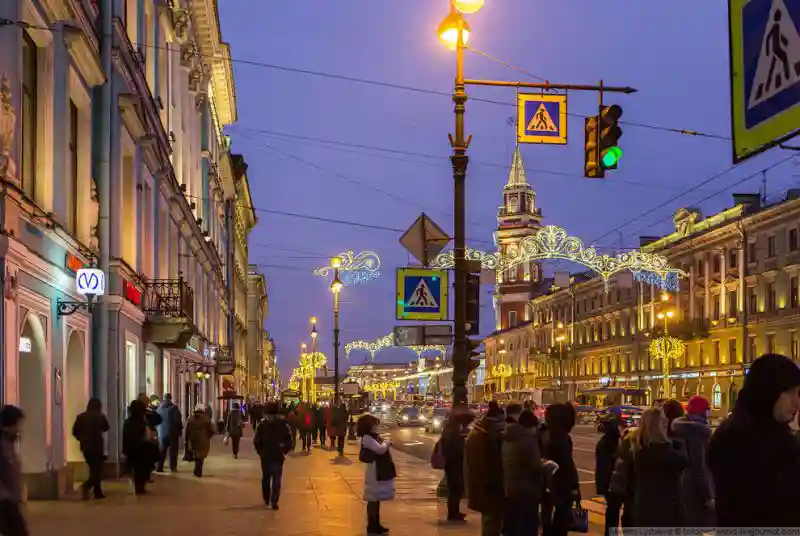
[399,213,450,266]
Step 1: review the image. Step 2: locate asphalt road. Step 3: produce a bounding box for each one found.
[377,416,601,501]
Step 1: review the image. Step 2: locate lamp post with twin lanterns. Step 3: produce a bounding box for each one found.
[330,257,344,403]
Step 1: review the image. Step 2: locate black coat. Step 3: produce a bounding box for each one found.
[72,411,110,455]
[254,418,292,463]
[632,441,687,527]
[594,430,619,496]
[440,421,466,492]
[541,429,579,503]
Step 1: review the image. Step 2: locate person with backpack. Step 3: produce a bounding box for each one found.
[438,405,473,522]
[254,402,293,509]
[357,414,395,534]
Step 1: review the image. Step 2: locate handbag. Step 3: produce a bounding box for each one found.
[566,500,589,533]
[430,438,446,470]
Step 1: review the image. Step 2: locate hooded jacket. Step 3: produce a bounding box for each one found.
[671,414,714,525]
[502,422,543,499]
[464,413,505,513]
[156,399,183,439]
[708,354,800,526]
[594,418,620,496]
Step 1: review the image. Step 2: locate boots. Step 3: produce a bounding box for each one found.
[366,502,388,534]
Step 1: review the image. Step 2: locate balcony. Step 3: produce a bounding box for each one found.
[143,278,195,348]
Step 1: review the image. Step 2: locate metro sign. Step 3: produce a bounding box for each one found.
[76,268,105,296]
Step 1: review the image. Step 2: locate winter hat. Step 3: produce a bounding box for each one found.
[194,403,206,412]
[735,354,800,418]
[686,396,710,416]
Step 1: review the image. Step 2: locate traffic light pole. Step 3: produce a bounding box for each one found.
[449,29,635,408]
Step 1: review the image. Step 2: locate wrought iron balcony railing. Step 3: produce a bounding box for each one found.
[143,278,194,321]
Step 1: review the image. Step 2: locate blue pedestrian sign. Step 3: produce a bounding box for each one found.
[730,0,800,162]
[517,93,568,145]
[396,268,448,321]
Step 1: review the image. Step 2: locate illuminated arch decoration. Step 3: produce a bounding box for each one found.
[430,225,686,290]
[313,250,381,286]
[648,336,685,362]
[344,332,447,361]
[492,363,513,378]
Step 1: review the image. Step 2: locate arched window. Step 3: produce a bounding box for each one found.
[712,384,722,409]
[670,384,677,398]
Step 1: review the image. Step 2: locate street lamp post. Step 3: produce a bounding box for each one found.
[555,321,567,399]
[310,317,318,402]
[657,292,676,398]
[330,257,344,404]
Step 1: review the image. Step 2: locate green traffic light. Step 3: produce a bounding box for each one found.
[602,146,622,168]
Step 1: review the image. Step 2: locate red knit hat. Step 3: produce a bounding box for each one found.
[686,395,710,415]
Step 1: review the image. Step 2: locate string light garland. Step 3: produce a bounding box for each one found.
[344,332,447,361]
[431,225,686,290]
[313,250,381,286]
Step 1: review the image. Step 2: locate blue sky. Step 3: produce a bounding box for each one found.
[217,1,799,376]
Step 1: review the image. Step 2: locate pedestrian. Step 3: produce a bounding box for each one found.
[608,421,639,528]
[122,400,156,495]
[671,395,715,527]
[502,409,543,536]
[287,402,298,450]
[155,393,183,473]
[250,402,264,432]
[185,403,215,477]
[630,407,687,526]
[329,402,348,456]
[136,393,162,483]
[357,414,395,535]
[312,403,324,447]
[505,403,522,424]
[709,353,800,526]
[661,398,685,434]
[0,406,27,536]
[440,405,472,522]
[71,397,110,500]
[594,414,622,536]
[540,403,579,536]
[464,401,506,536]
[225,402,244,459]
[254,402,293,509]
[297,402,313,451]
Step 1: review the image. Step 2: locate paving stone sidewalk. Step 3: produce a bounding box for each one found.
[24,433,604,536]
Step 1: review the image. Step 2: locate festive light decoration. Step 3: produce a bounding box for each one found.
[364,380,400,393]
[344,332,447,361]
[288,368,302,391]
[431,225,686,290]
[634,270,680,292]
[300,351,328,371]
[314,250,380,286]
[492,363,513,378]
[649,336,685,362]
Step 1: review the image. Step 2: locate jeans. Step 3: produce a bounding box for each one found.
[604,494,622,536]
[367,500,382,529]
[231,436,241,456]
[301,430,312,450]
[157,434,179,471]
[318,426,326,444]
[82,450,105,497]
[193,458,205,477]
[503,497,539,536]
[260,460,283,506]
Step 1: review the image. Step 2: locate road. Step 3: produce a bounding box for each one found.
[378,418,601,501]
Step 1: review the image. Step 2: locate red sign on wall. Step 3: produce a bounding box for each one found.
[123,280,142,306]
[65,253,84,273]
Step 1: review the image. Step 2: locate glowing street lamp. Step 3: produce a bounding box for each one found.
[330,256,343,402]
[453,0,484,14]
[437,8,470,50]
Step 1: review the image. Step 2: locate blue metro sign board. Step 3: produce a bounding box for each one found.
[396,268,448,321]
[517,93,568,144]
[730,0,800,162]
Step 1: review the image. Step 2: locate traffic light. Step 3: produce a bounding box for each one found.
[584,116,602,178]
[599,104,623,170]
[466,272,480,336]
[467,338,482,372]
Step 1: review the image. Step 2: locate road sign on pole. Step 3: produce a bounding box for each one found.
[393,324,453,346]
[517,93,568,144]
[396,268,449,321]
[399,213,451,266]
[730,0,800,162]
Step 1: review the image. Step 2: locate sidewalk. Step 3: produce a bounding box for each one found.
[25,434,604,536]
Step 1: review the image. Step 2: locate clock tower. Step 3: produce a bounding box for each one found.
[494,146,543,331]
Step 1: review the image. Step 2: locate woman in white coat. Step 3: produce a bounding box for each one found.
[357,414,396,534]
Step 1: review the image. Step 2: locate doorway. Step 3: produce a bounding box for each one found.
[19,313,48,473]
[64,330,86,463]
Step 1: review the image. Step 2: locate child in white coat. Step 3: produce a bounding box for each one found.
[357,414,395,535]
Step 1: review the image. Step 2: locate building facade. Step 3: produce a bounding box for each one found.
[246,266,267,398]
[485,189,800,420]
[0,0,251,496]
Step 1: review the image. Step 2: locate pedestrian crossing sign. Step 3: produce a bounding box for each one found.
[517,93,568,144]
[730,0,800,162]
[396,268,448,321]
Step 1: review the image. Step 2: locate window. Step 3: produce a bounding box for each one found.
[162,355,170,395]
[792,332,799,360]
[729,249,738,269]
[768,235,777,257]
[712,384,722,409]
[729,339,738,363]
[790,228,799,251]
[508,310,517,328]
[68,101,79,232]
[748,242,757,263]
[713,255,721,274]
[713,298,720,321]
[767,334,776,354]
[699,343,705,365]
[714,340,720,365]
[792,276,799,308]
[748,336,757,362]
[697,259,704,274]
[767,282,776,311]
[749,287,758,314]
[727,290,737,317]
[21,32,37,199]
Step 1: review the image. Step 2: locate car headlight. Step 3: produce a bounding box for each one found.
[382,404,389,411]
[402,415,408,420]
[433,419,441,427]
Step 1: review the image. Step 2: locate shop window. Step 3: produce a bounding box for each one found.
[712,384,722,409]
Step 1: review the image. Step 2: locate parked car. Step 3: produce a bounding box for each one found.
[397,406,426,427]
[574,405,600,424]
[425,408,450,433]
[595,405,644,431]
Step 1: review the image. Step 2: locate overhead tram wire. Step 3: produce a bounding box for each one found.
[6,18,735,143]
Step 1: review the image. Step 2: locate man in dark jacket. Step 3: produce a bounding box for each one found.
[254,402,293,509]
[709,353,800,527]
[594,414,621,536]
[441,405,472,522]
[155,393,183,473]
[541,403,579,536]
[72,397,110,500]
[502,410,543,536]
[464,403,506,536]
[671,395,714,527]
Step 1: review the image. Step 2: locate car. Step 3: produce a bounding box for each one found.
[397,406,425,427]
[595,405,644,431]
[425,408,450,433]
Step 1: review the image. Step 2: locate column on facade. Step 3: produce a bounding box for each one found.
[52,36,69,219]
[738,247,746,313]
[720,251,727,321]
[704,252,711,319]
[689,264,696,320]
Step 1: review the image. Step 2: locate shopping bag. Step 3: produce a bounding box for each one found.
[567,501,589,533]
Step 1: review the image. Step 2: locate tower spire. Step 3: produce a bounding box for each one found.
[505,145,528,189]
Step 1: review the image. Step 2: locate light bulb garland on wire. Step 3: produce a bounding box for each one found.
[430,225,686,290]
[344,332,447,361]
[313,250,380,286]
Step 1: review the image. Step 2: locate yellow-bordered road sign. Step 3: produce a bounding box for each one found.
[517,93,568,144]
[396,268,448,321]
[730,0,800,163]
